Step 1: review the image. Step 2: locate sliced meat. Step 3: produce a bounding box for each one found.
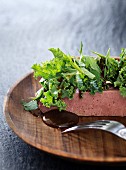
[38,90,126,116]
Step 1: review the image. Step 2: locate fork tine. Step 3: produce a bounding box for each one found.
[95,120,111,123]
[61,120,125,134]
[61,123,104,133]
[77,120,110,127]
[61,125,89,133]
[89,120,110,125]
[61,125,105,133]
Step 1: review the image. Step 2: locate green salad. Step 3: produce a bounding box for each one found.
[22,43,126,111]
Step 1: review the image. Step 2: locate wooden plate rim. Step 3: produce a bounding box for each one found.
[3,72,126,163]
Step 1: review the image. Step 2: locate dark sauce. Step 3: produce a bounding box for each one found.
[30,109,79,128]
[30,109,43,117]
[42,109,79,128]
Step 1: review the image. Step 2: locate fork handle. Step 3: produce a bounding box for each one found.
[117,128,126,140]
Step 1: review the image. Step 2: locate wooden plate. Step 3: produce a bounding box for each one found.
[3,72,126,163]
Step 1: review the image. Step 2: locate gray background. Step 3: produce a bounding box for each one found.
[1,0,126,169]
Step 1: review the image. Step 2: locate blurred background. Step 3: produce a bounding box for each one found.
[1,0,126,169]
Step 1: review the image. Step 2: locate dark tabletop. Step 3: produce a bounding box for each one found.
[1,0,126,169]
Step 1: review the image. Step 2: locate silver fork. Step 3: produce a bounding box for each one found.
[62,120,126,140]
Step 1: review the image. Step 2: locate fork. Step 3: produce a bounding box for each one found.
[62,120,126,140]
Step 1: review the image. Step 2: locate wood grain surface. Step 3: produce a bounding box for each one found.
[4,72,126,163]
